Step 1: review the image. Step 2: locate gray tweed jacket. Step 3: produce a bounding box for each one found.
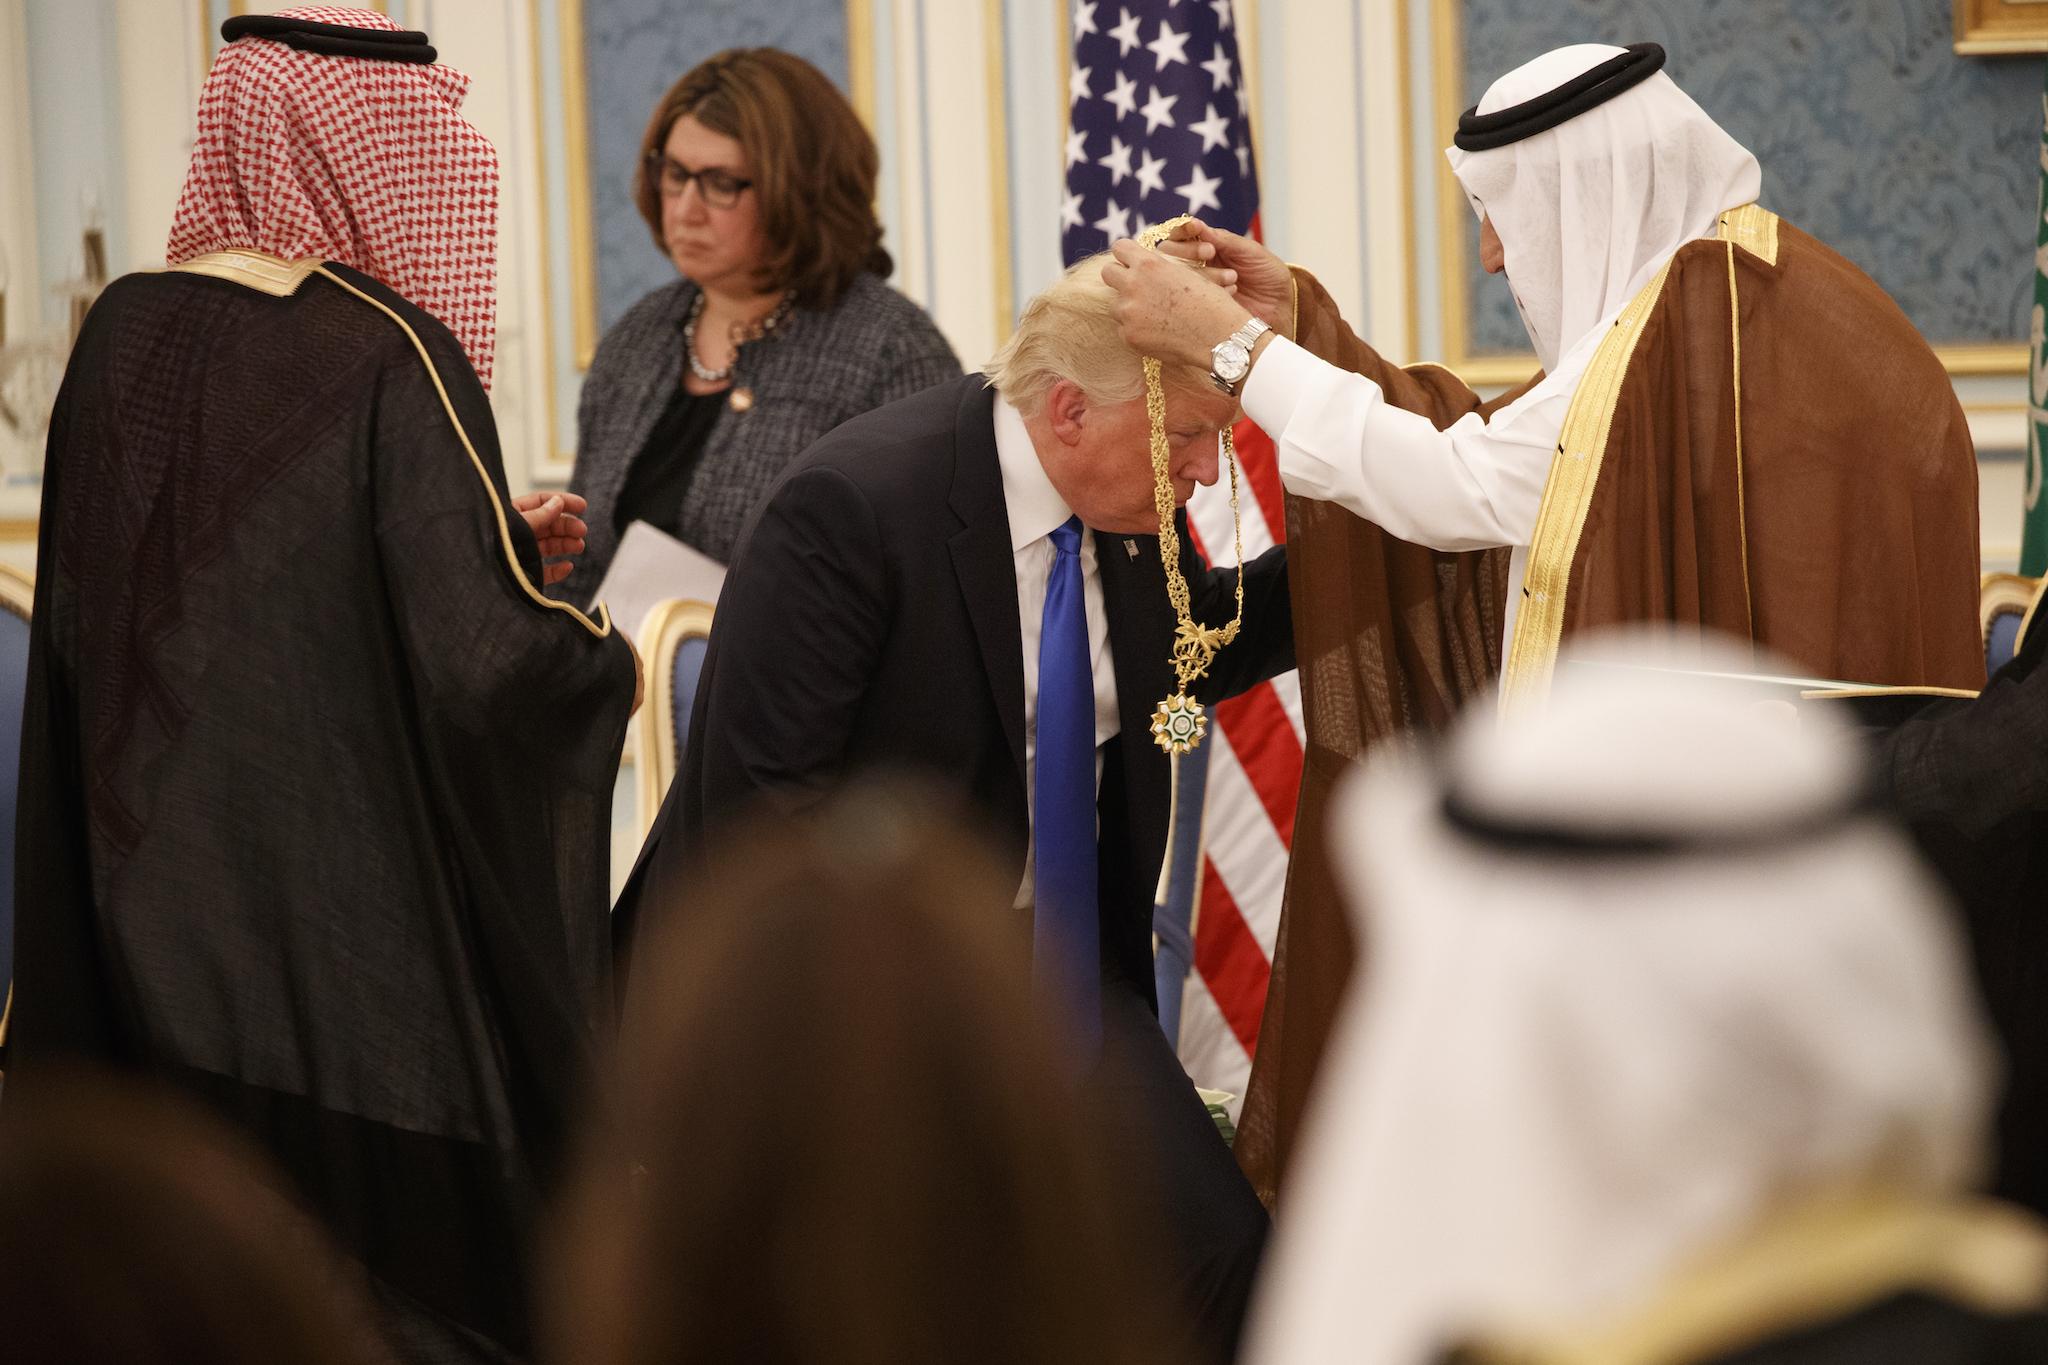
[554,271,961,603]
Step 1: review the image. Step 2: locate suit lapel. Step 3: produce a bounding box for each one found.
[946,381,1028,784]
[1099,520,1176,838]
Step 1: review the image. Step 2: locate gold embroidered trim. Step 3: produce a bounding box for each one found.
[167,249,323,296]
[1725,243,1754,633]
[310,265,613,640]
[1499,260,1676,707]
[1718,201,1781,266]
[1799,684,1981,702]
[1500,205,1780,709]
[1460,1190,2048,1365]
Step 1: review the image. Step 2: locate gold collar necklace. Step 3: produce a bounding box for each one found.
[1136,216,1246,756]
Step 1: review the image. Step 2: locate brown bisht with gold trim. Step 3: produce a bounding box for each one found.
[1238,205,1983,1206]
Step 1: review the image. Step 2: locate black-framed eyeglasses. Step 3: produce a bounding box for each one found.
[645,152,753,208]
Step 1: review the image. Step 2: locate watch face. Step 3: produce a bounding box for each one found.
[1214,339,1250,382]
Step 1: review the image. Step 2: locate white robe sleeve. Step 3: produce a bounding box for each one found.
[1240,336,1573,553]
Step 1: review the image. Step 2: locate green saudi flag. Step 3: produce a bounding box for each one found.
[2026,76,2048,575]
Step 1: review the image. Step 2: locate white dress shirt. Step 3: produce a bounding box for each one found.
[993,397,1120,908]
[1240,327,1597,648]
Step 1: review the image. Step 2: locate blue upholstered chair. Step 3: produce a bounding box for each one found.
[632,598,716,843]
[1981,572,2042,677]
[0,564,34,1056]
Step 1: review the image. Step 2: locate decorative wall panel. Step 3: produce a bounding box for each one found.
[1454,0,2043,363]
[582,0,847,332]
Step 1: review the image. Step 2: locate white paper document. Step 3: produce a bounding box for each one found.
[591,520,726,643]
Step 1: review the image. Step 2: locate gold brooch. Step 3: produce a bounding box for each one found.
[1150,692,1209,755]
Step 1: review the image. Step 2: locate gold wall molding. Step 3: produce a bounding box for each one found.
[1956,0,2048,55]
[984,0,1014,343]
[848,0,875,130]
[1941,343,2032,375]
[854,0,1012,356]
[1429,0,1496,380]
[1389,0,1419,361]
[523,0,602,473]
[558,0,598,372]
[526,0,565,471]
[1057,0,1070,140]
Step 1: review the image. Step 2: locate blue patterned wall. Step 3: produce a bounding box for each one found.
[1457,0,2045,355]
[582,0,848,333]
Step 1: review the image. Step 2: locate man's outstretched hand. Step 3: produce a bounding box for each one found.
[1103,235,1251,371]
[512,491,590,587]
[1148,219,1294,341]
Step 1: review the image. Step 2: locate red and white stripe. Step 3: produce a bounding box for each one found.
[1178,417,1303,1108]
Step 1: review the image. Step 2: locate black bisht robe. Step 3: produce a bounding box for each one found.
[1852,616,2048,1218]
[1441,1290,2048,1364]
[1701,1293,2048,1363]
[7,259,635,1362]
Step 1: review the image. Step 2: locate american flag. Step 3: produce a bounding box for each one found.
[1063,0,1260,257]
[1064,0,1304,1112]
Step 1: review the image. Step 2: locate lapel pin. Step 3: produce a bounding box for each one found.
[1124,539,1139,559]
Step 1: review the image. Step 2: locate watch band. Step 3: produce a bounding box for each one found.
[1210,316,1273,395]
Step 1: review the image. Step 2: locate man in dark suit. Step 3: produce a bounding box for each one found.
[619,256,1293,1359]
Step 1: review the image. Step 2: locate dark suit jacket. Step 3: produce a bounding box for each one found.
[620,374,1293,1001]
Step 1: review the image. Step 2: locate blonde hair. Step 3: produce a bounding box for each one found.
[984,253,1211,417]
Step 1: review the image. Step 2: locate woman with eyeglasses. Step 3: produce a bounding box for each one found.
[556,48,960,602]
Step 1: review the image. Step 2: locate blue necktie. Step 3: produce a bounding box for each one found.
[1034,515,1100,1053]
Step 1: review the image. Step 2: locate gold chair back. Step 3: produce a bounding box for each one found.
[1981,572,2044,676]
[632,598,715,844]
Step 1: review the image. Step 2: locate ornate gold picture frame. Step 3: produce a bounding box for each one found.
[1955,0,2048,56]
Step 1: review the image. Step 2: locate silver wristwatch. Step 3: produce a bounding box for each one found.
[1209,316,1271,396]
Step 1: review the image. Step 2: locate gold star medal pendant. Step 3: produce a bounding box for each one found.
[1135,217,1247,758]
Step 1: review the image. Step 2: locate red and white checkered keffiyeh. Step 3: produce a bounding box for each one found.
[167,6,499,387]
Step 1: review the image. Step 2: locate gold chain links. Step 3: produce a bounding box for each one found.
[1135,216,1247,753]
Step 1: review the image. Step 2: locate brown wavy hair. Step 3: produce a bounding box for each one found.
[0,1071,392,1365]
[634,48,892,308]
[546,785,1178,1365]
